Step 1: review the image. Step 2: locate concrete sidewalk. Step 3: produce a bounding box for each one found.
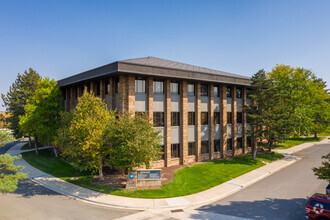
[6,137,329,211]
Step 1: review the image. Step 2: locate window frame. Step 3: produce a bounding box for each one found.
[236,87,243,98]
[214,139,220,152]
[153,112,165,127]
[237,137,243,149]
[188,83,195,96]
[135,78,146,93]
[201,112,208,125]
[201,84,208,96]
[227,112,232,124]
[201,140,209,154]
[188,112,195,126]
[171,143,180,158]
[105,80,110,95]
[214,85,220,97]
[171,112,180,126]
[153,80,164,94]
[227,138,233,151]
[188,142,196,156]
[227,86,232,98]
[170,81,180,95]
[214,111,220,125]
[237,112,243,123]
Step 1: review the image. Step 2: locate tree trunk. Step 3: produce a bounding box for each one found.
[268,140,273,152]
[252,149,257,160]
[314,132,318,139]
[53,145,58,157]
[34,135,39,155]
[28,135,32,148]
[99,165,104,181]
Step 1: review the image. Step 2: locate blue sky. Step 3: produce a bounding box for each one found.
[1,0,329,111]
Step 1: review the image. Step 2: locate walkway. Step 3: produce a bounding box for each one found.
[6,137,329,211]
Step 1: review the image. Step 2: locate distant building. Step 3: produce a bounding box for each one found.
[58,57,254,168]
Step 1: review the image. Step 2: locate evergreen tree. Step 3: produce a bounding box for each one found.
[1,68,41,138]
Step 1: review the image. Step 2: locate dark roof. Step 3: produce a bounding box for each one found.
[58,56,251,87]
[120,57,250,79]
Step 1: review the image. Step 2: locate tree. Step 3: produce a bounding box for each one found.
[55,90,114,181]
[0,130,15,146]
[106,112,162,171]
[19,77,63,155]
[1,68,41,138]
[313,153,330,183]
[0,154,27,193]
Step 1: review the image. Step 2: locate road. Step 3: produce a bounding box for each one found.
[198,143,330,220]
[0,142,139,220]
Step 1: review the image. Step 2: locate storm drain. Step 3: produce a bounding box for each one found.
[170,209,184,213]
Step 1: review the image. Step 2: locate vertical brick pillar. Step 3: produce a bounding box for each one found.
[119,75,127,113]
[165,79,171,166]
[100,80,105,100]
[109,78,114,111]
[77,85,82,97]
[195,82,201,161]
[220,85,227,158]
[127,75,135,114]
[181,80,188,165]
[147,77,153,121]
[70,87,75,111]
[209,84,214,160]
[242,87,247,154]
[232,86,237,156]
[90,81,95,95]
[65,87,70,111]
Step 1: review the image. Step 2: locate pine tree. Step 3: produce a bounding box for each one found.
[1,68,41,138]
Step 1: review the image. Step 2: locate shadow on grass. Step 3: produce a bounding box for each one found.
[197,197,308,220]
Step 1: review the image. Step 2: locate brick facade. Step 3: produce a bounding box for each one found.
[220,85,227,159]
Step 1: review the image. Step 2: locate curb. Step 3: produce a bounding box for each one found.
[8,137,329,210]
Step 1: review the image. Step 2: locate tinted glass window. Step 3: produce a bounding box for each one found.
[237,112,243,123]
[237,87,243,98]
[105,80,110,95]
[171,112,180,126]
[153,80,164,94]
[170,82,179,95]
[135,79,146,93]
[201,141,209,154]
[201,84,208,96]
[188,142,196,156]
[237,137,243,149]
[188,112,195,125]
[309,200,330,210]
[214,112,220,124]
[227,112,232,124]
[214,86,220,97]
[115,78,119,93]
[227,86,232,98]
[171,144,180,158]
[201,112,208,125]
[96,81,100,96]
[227,138,233,150]
[188,83,195,96]
[214,139,220,152]
[153,112,164,127]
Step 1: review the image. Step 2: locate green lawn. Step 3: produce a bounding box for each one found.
[21,142,34,150]
[22,149,283,198]
[260,137,325,150]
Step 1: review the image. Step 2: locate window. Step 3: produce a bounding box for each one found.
[171,144,180,158]
[159,145,165,160]
[170,81,179,95]
[153,112,164,127]
[227,138,233,151]
[73,87,77,99]
[188,83,195,96]
[247,136,252,148]
[214,86,220,97]
[115,78,119,93]
[237,137,243,149]
[171,112,180,126]
[201,84,208,96]
[87,84,90,93]
[214,139,220,152]
[201,141,209,154]
[237,112,243,123]
[309,200,330,210]
[237,87,243,98]
[153,80,164,94]
[135,78,146,93]
[214,112,220,124]
[201,112,208,125]
[188,142,196,156]
[227,112,232,124]
[188,112,195,125]
[79,85,84,96]
[227,86,232,98]
[105,80,110,95]
[96,81,100,96]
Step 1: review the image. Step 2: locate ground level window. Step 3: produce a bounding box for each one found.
[214,139,220,152]
[237,112,243,123]
[159,145,165,160]
[227,138,233,151]
[201,140,209,154]
[135,112,146,117]
[247,136,252,148]
[237,137,243,149]
[188,142,196,156]
[171,144,180,158]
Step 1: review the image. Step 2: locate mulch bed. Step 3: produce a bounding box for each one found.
[92,161,200,188]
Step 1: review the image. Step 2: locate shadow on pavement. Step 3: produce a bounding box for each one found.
[13,179,60,198]
[197,197,308,220]
[0,141,19,154]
